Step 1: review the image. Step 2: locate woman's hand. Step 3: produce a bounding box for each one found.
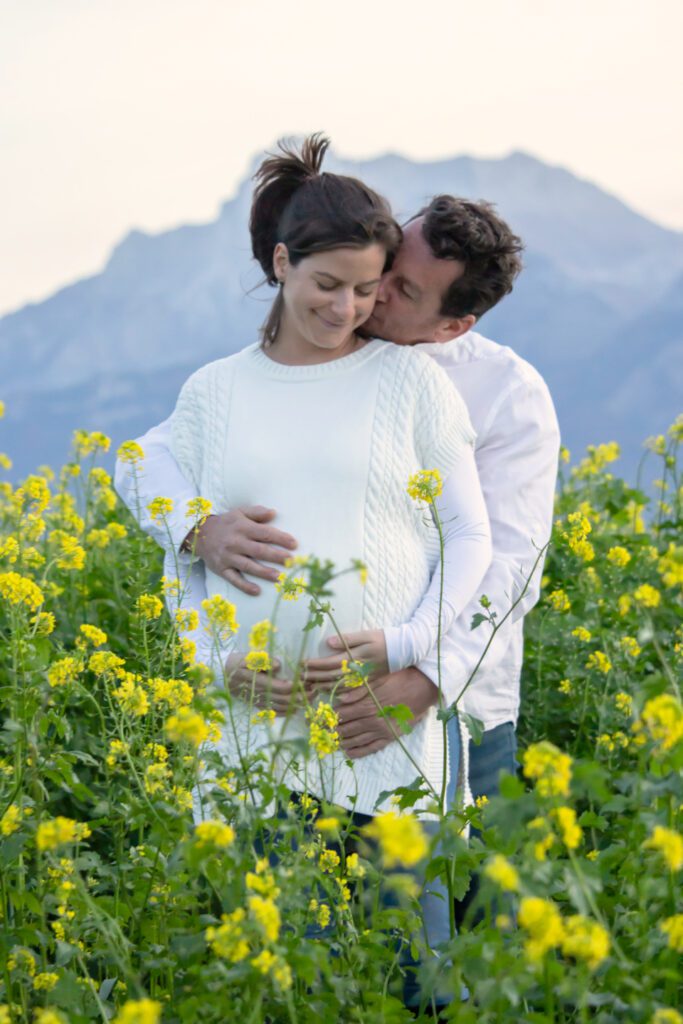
[301,629,389,689]
[223,651,302,715]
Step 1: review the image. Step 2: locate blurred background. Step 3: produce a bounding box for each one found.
[1,0,681,479]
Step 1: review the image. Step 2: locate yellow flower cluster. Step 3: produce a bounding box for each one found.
[0,570,44,611]
[248,619,274,650]
[185,496,212,522]
[573,441,620,479]
[36,817,91,852]
[194,820,235,849]
[561,914,611,971]
[518,897,565,960]
[551,806,583,849]
[251,948,292,989]
[202,594,238,641]
[634,694,683,753]
[606,545,631,567]
[174,608,199,633]
[49,529,86,571]
[112,675,150,717]
[363,810,428,867]
[206,908,249,962]
[248,894,281,943]
[165,707,216,747]
[47,656,81,689]
[658,542,683,588]
[136,594,164,620]
[116,441,145,465]
[275,572,307,601]
[619,636,641,658]
[111,998,162,1024]
[571,626,592,642]
[585,650,612,674]
[407,468,443,504]
[643,826,683,871]
[341,658,366,688]
[633,583,661,608]
[307,702,340,757]
[73,429,111,457]
[245,650,271,672]
[78,623,108,647]
[147,496,174,521]
[483,854,519,892]
[522,741,572,797]
[660,914,683,953]
[547,588,570,612]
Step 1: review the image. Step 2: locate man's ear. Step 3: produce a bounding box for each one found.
[273,242,290,283]
[431,314,476,344]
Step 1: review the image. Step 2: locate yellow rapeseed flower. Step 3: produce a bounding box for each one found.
[275,572,307,601]
[245,650,271,672]
[606,546,631,567]
[248,619,274,650]
[548,589,571,612]
[36,817,91,852]
[194,820,235,849]
[78,624,107,647]
[111,998,162,1024]
[117,441,145,465]
[586,651,612,674]
[518,897,565,962]
[619,636,641,658]
[561,915,610,970]
[185,496,212,522]
[135,594,164,620]
[643,826,683,871]
[571,626,592,642]
[47,657,81,689]
[201,594,238,640]
[651,1011,683,1024]
[147,496,174,521]
[33,973,59,991]
[112,675,149,717]
[633,583,661,608]
[206,909,249,962]
[0,571,44,611]
[174,608,199,632]
[307,702,340,757]
[248,895,281,943]
[635,694,683,752]
[522,741,572,797]
[363,811,428,867]
[165,708,213,747]
[407,468,443,504]
[1,804,21,836]
[660,914,683,953]
[552,806,583,850]
[483,854,519,892]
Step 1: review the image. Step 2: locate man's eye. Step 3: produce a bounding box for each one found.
[400,287,414,300]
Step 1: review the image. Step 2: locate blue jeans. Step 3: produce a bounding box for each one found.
[467,720,518,804]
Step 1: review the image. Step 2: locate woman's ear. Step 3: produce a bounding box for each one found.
[273,243,289,284]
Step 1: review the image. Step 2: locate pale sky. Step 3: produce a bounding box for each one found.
[1,0,682,315]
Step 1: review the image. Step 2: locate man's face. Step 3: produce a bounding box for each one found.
[365,218,466,345]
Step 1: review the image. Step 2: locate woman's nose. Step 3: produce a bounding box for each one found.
[331,289,355,320]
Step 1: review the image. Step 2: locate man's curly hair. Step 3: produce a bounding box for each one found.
[417,196,524,320]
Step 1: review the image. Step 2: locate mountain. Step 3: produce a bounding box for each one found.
[1,148,682,480]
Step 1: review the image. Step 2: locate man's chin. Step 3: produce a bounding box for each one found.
[365,315,390,342]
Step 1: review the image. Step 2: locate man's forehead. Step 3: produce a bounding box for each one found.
[395,218,462,293]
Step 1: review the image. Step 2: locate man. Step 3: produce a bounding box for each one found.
[114,194,560,810]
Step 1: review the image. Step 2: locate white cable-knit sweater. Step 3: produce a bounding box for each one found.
[170,339,484,815]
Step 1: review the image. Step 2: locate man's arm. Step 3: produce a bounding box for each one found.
[337,376,560,756]
[114,418,298,594]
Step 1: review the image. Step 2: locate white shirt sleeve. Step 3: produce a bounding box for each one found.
[383,444,492,672]
[113,416,200,555]
[417,377,560,707]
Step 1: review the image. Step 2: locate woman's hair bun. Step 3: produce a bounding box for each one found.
[250,133,330,281]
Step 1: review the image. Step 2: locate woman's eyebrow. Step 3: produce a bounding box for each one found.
[314,271,382,286]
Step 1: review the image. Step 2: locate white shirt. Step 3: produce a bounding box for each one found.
[114,330,559,732]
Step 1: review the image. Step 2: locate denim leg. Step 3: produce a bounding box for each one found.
[468,721,518,804]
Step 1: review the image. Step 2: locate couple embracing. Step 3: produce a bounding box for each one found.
[115,131,559,926]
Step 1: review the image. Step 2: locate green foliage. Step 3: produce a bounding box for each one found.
[0,419,681,1022]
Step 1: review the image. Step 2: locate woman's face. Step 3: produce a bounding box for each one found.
[274,243,386,356]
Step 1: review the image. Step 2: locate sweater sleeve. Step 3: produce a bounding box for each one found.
[169,367,209,492]
[383,359,492,671]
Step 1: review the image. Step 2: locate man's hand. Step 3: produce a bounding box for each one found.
[183,506,298,596]
[223,652,303,715]
[336,667,439,759]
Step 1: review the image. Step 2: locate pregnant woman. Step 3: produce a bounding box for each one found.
[168,134,492,816]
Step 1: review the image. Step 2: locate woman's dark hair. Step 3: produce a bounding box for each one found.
[250,133,402,344]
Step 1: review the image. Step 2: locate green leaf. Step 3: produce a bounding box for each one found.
[470,612,488,631]
[461,712,484,745]
[378,703,414,733]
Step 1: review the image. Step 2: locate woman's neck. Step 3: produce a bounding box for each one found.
[265,321,366,366]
